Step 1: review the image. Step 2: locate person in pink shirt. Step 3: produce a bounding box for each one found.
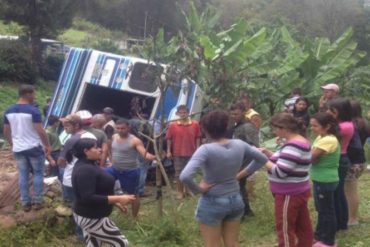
[327,98,354,231]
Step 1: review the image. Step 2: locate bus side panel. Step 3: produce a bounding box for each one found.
[48,48,91,118]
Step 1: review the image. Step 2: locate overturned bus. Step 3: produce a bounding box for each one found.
[46,48,203,124]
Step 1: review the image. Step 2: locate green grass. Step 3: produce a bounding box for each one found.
[58,29,89,47]
[0,21,23,36]
[2,171,370,246]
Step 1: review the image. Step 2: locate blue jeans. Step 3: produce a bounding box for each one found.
[334,155,350,231]
[313,181,338,245]
[13,146,45,206]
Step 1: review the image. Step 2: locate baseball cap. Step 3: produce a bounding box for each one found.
[321,83,340,93]
[60,114,82,125]
[75,110,93,125]
[103,107,114,114]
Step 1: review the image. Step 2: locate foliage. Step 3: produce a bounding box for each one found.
[2,172,370,246]
[0,0,77,66]
[0,80,55,135]
[142,2,366,118]
[0,20,23,35]
[0,40,37,84]
[91,39,123,55]
[40,54,65,81]
[58,19,126,49]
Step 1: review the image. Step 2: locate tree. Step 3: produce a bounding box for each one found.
[0,0,77,69]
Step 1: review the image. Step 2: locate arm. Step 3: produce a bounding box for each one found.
[311,148,326,164]
[268,144,307,178]
[237,160,273,180]
[166,139,172,158]
[166,124,173,158]
[196,137,201,149]
[134,137,156,160]
[34,123,51,155]
[100,143,108,167]
[242,145,269,175]
[179,146,206,194]
[251,115,262,130]
[57,157,67,167]
[3,124,12,146]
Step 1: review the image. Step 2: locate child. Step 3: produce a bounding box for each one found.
[310,113,341,247]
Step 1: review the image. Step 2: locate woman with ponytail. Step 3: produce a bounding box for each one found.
[310,112,341,247]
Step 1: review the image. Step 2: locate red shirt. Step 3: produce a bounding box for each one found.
[166,120,201,157]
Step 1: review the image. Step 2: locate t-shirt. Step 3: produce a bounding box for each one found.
[245,109,260,120]
[339,121,354,154]
[166,120,201,157]
[60,131,96,187]
[180,139,268,196]
[46,127,62,152]
[284,95,299,112]
[4,104,42,152]
[310,135,340,183]
[84,126,107,148]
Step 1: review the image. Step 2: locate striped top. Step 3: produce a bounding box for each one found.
[268,140,312,195]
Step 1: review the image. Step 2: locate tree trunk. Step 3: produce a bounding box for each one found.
[30,35,42,73]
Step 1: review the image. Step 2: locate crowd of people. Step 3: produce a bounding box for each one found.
[3,83,370,247]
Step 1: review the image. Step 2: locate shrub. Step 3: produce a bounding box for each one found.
[92,39,123,55]
[40,54,65,81]
[0,40,37,84]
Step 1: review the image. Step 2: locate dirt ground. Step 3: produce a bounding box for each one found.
[0,149,17,195]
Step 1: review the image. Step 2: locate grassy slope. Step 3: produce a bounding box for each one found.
[1,171,370,246]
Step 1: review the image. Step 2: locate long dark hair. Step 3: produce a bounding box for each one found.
[292,97,309,114]
[270,112,307,137]
[73,138,97,160]
[311,112,341,142]
[327,98,352,122]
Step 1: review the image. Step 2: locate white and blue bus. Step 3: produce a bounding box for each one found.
[47,48,203,123]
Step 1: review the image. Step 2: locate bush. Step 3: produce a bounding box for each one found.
[92,39,123,55]
[0,40,37,84]
[40,54,65,81]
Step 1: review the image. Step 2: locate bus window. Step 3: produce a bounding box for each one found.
[129,63,163,93]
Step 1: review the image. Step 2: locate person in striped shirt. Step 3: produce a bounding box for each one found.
[260,113,313,247]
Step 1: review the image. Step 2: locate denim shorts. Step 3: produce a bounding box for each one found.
[196,193,244,226]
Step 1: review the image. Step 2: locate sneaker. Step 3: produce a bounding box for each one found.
[22,204,32,212]
[33,203,43,211]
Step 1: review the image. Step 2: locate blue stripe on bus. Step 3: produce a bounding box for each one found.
[59,49,82,115]
[65,50,91,114]
[112,58,123,89]
[54,49,78,115]
[108,57,121,88]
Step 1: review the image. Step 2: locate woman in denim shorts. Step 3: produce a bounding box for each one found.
[180,110,271,247]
